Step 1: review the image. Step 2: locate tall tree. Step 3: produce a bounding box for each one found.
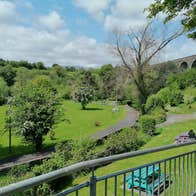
[99,64,115,99]
[0,65,16,86]
[8,77,59,151]
[113,21,182,113]
[147,0,196,39]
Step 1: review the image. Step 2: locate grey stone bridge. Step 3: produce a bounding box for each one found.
[165,54,196,71]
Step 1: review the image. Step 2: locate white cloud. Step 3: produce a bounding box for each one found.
[0,23,119,67]
[0,1,18,24]
[104,0,154,31]
[0,0,195,68]
[38,11,65,31]
[162,39,196,62]
[74,0,111,21]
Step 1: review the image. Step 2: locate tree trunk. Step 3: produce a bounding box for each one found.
[35,136,43,151]
[135,69,148,114]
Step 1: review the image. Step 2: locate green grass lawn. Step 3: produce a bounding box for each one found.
[0,100,126,160]
[71,120,196,195]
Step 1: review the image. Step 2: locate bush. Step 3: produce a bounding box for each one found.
[72,138,97,162]
[150,108,166,124]
[156,87,171,105]
[139,115,156,135]
[156,87,184,107]
[104,129,144,156]
[168,91,184,106]
[167,69,196,89]
[8,164,30,178]
[145,94,164,112]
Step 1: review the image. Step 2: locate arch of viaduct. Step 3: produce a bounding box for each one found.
[171,54,196,71]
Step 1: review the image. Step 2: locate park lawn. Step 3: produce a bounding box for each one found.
[71,120,196,195]
[0,100,126,160]
[46,100,125,144]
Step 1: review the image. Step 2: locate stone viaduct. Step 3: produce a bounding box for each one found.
[167,54,196,71]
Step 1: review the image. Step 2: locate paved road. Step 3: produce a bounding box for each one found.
[92,106,139,140]
[0,150,52,171]
[156,112,196,128]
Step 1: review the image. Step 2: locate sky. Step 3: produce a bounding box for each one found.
[0,0,195,67]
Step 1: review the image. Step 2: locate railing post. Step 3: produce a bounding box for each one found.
[90,168,96,196]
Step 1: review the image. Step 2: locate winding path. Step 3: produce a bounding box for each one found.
[0,106,138,171]
[91,106,139,140]
[1,108,195,171]
[156,112,196,128]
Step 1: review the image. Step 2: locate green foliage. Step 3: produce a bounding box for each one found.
[99,64,115,99]
[8,77,59,151]
[168,91,184,106]
[104,129,144,156]
[0,65,16,86]
[147,0,196,39]
[8,164,30,178]
[139,115,156,135]
[156,87,184,107]
[72,138,96,162]
[156,87,171,105]
[167,69,196,89]
[74,87,93,109]
[145,94,164,112]
[0,77,9,105]
[149,108,166,124]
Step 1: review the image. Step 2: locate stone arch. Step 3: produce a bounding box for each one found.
[180,62,188,71]
[192,59,196,68]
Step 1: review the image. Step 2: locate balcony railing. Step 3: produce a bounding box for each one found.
[0,141,195,196]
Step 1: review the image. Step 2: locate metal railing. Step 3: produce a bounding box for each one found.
[0,141,195,196]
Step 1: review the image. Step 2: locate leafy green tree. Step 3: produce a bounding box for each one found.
[8,77,59,151]
[0,65,16,86]
[99,64,115,99]
[74,87,93,109]
[147,0,196,39]
[80,70,98,89]
[0,77,9,105]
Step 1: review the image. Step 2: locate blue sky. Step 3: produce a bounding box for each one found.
[0,0,195,67]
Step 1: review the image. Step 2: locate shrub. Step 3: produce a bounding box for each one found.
[150,108,166,124]
[168,91,184,106]
[72,138,97,162]
[104,129,144,156]
[167,69,196,89]
[8,164,30,178]
[145,94,164,112]
[48,130,55,140]
[156,87,171,105]
[139,115,156,135]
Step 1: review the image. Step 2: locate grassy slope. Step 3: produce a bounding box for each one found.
[167,87,196,114]
[0,101,126,160]
[71,120,196,195]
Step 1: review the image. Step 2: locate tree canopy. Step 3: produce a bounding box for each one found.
[8,77,59,150]
[147,0,196,39]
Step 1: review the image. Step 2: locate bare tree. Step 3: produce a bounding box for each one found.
[113,21,183,114]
